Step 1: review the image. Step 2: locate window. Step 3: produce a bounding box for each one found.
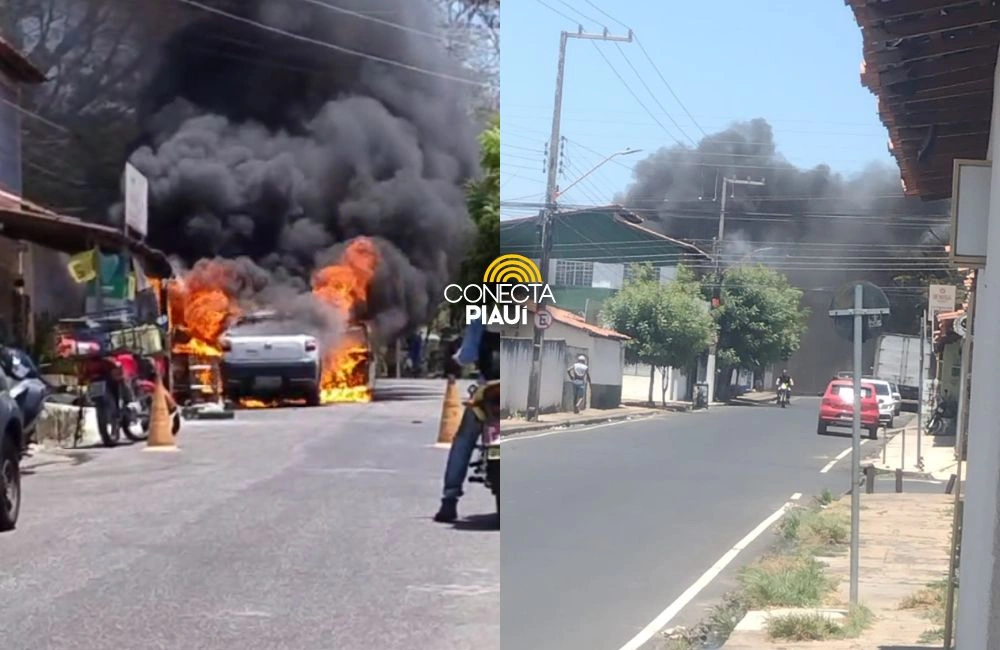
[553,260,593,287]
[0,78,21,196]
[834,386,872,401]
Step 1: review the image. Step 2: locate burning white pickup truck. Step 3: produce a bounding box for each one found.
[219,311,373,406]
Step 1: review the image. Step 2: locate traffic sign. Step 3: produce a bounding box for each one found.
[124,162,149,237]
[829,281,890,343]
[929,284,956,322]
[534,309,553,330]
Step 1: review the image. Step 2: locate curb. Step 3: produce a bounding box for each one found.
[501,411,662,436]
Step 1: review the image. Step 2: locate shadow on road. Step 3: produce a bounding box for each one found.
[374,385,450,402]
[452,513,500,531]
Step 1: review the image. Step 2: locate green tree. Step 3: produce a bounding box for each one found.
[602,263,716,405]
[712,265,810,398]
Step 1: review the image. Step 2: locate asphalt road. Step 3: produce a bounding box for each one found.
[0,379,499,650]
[502,397,935,650]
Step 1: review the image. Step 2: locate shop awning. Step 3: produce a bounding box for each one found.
[0,195,173,278]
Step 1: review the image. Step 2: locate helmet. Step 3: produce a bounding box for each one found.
[577,354,587,362]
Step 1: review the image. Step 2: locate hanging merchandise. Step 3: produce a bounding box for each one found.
[67,249,98,283]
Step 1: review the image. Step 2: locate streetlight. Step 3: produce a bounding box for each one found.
[555,148,642,199]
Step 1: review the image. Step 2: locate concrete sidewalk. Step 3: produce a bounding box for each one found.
[501,405,667,436]
[868,423,964,481]
[722,493,955,649]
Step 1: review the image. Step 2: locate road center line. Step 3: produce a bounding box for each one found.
[615,493,800,650]
[819,440,870,474]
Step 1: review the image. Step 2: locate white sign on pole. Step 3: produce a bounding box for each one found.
[124,162,149,237]
[534,309,553,330]
[929,284,956,322]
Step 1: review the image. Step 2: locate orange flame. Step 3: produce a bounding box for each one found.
[168,261,243,358]
[312,237,378,403]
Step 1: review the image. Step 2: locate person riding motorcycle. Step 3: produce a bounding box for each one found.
[776,369,794,402]
[433,319,500,524]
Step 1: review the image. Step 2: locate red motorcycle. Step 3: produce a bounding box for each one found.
[57,317,179,447]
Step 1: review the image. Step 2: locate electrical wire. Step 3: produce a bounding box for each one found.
[175,0,487,87]
[287,0,449,43]
[534,0,582,24]
[589,41,684,146]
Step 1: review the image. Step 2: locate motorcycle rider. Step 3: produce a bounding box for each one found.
[433,319,500,523]
[776,369,794,403]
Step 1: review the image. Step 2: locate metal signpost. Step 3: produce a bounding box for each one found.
[829,281,890,604]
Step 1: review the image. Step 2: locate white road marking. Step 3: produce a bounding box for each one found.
[819,440,871,474]
[615,493,799,650]
[499,416,658,443]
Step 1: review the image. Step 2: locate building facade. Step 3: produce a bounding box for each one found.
[846,3,1000,647]
[0,36,45,345]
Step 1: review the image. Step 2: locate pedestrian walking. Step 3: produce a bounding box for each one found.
[567,354,591,413]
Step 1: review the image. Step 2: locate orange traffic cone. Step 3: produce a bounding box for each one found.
[437,377,463,445]
[144,378,178,452]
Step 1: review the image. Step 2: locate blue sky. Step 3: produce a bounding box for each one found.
[500,0,896,221]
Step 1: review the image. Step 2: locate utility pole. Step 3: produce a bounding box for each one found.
[524,26,633,421]
[706,177,765,403]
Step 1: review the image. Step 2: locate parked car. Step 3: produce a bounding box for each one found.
[889,382,902,416]
[863,378,898,427]
[818,379,881,440]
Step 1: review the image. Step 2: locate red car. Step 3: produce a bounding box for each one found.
[817,380,880,439]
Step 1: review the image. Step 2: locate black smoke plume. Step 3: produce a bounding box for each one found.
[117,0,480,341]
[618,117,947,253]
[615,118,954,393]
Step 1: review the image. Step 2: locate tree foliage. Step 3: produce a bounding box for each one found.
[460,114,499,286]
[602,264,716,402]
[712,265,810,370]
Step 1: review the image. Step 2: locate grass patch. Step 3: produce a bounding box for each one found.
[919,627,945,644]
[766,604,874,641]
[777,506,850,553]
[901,580,952,644]
[815,488,835,506]
[739,555,836,609]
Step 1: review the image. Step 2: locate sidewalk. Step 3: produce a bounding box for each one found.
[868,423,964,481]
[722,493,954,649]
[501,405,667,436]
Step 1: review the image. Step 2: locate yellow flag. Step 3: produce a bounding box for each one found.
[67,249,97,284]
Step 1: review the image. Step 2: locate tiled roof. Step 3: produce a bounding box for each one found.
[526,303,631,341]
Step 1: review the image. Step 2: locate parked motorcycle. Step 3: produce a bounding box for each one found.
[466,380,501,514]
[927,397,958,436]
[777,382,791,408]
[0,347,51,442]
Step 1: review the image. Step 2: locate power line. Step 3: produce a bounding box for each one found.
[288,0,449,43]
[554,0,606,28]
[176,0,486,87]
[589,41,683,146]
[612,42,696,145]
[534,0,582,24]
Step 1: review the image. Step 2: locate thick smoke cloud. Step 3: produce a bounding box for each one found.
[116,0,480,341]
[618,117,947,256]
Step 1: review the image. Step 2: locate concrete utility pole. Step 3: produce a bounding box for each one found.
[524,26,633,421]
[706,177,765,402]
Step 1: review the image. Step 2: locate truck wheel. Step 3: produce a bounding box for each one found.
[0,433,21,532]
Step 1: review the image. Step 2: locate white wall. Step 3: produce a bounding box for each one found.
[621,363,689,403]
[589,336,623,385]
[957,47,1000,650]
[500,337,565,414]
